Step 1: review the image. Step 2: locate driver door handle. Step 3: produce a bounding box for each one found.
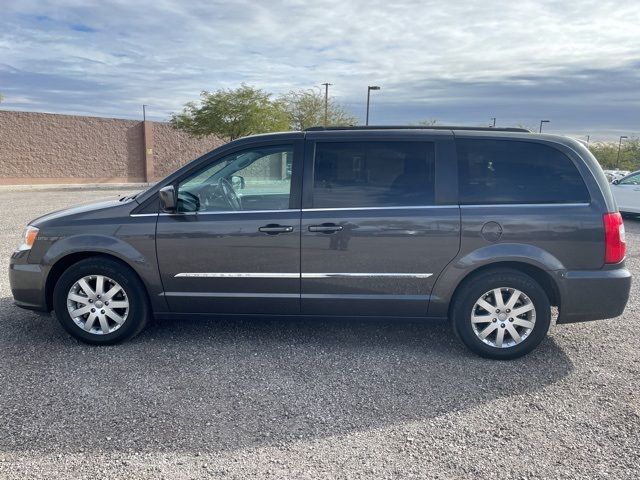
[259,224,294,235]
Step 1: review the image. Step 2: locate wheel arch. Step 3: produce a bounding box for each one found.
[428,243,564,318]
[446,261,560,319]
[45,252,151,312]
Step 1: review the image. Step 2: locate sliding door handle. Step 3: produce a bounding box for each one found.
[308,223,343,234]
[259,224,293,235]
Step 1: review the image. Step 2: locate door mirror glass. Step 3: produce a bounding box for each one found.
[231,175,245,190]
[159,185,177,211]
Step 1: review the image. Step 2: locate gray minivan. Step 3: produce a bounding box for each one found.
[9,126,631,359]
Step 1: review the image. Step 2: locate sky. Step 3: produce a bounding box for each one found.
[0,0,639,140]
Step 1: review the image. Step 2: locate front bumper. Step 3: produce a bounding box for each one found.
[556,267,632,324]
[9,250,48,311]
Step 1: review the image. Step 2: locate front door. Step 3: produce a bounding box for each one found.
[300,134,461,316]
[156,139,302,314]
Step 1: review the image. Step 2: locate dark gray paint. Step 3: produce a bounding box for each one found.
[300,207,460,316]
[10,200,167,313]
[156,210,301,314]
[9,128,631,325]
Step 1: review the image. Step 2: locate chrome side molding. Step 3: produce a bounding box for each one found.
[175,272,299,278]
[175,272,433,279]
[302,273,433,278]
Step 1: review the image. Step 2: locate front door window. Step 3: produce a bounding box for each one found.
[177,145,294,212]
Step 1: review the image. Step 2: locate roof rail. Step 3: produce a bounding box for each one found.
[304,125,531,133]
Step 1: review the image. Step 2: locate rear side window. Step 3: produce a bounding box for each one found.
[312,141,435,208]
[457,139,590,205]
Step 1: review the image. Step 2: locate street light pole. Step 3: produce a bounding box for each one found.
[142,104,148,122]
[617,135,628,167]
[321,83,331,126]
[539,120,550,133]
[366,86,380,126]
[490,117,496,128]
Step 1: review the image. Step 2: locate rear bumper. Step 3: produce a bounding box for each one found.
[9,250,48,312]
[556,267,631,324]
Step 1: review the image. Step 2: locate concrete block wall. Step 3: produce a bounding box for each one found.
[0,110,224,185]
[151,121,223,179]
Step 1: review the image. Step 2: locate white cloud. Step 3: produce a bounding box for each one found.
[0,0,639,137]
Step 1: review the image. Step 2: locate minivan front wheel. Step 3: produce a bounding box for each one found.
[53,257,149,344]
[451,269,551,360]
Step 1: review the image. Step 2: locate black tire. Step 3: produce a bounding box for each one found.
[450,268,551,360]
[53,257,150,345]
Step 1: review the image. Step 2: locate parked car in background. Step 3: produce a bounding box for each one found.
[9,126,631,360]
[603,169,630,183]
[611,170,640,215]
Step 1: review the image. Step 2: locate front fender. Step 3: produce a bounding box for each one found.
[42,234,147,267]
[428,243,565,317]
[39,233,167,313]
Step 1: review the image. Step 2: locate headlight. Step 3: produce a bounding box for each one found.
[18,226,39,251]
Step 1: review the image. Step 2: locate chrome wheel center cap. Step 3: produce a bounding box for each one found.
[95,300,104,309]
[498,312,507,321]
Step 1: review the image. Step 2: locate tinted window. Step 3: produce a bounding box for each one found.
[312,142,435,208]
[458,140,590,204]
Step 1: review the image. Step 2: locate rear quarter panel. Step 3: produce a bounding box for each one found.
[428,132,609,318]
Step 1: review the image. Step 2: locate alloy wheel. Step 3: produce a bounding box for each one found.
[470,287,536,348]
[66,275,129,335]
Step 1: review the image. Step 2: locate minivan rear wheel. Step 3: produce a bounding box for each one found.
[451,269,551,360]
[53,257,149,344]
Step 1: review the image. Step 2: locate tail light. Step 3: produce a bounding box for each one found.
[603,212,626,264]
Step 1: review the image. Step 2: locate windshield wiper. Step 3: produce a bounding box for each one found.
[119,192,140,202]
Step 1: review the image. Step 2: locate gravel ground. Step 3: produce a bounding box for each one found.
[0,189,639,479]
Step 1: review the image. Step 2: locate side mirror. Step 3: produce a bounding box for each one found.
[612,179,620,185]
[159,185,177,211]
[231,175,245,190]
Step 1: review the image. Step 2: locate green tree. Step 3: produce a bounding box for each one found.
[171,84,290,140]
[588,142,618,168]
[279,89,357,130]
[589,138,640,171]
